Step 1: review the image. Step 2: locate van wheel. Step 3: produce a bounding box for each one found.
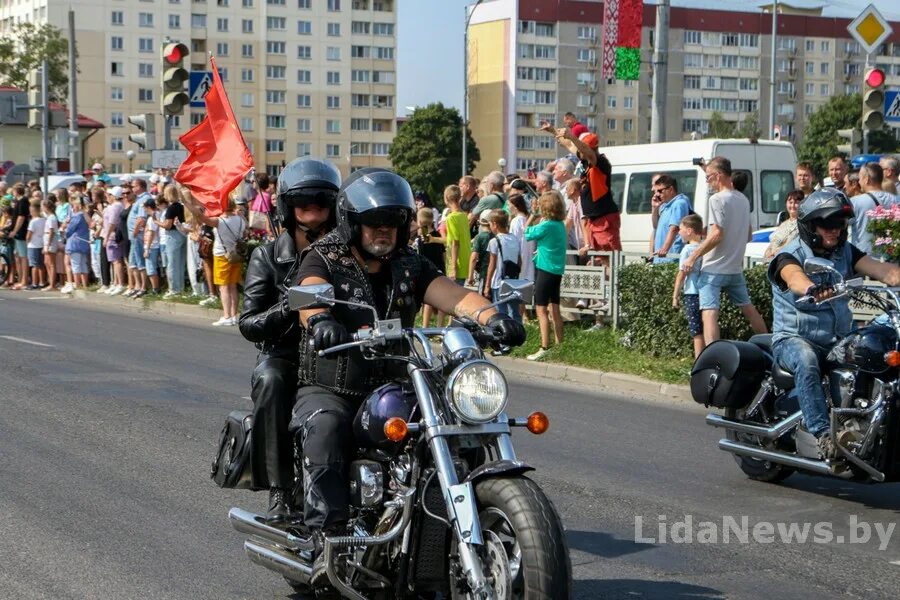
[724,408,794,483]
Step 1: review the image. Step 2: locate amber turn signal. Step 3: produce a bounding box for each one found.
[885,351,900,367]
[384,417,409,442]
[526,411,549,434]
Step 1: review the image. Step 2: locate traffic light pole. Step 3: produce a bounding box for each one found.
[863,54,870,154]
[41,59,49,194]
[163,115,172,150]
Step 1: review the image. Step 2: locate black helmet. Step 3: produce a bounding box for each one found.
[797,188,854,252]
[336,168,416,253]
[275,158,341,233]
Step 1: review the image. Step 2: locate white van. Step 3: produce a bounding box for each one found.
[601,139,797,254]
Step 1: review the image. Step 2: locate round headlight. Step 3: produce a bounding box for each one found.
[445,360,508,424]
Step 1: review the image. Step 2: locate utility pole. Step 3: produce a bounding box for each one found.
[650,0,669,143]
[67,8,79,171]
[462,0,484,177]
[768,0,778,139]
[41,59,50,193]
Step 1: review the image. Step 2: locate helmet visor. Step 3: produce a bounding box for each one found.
[282,188,335,209]
[812,217,848,231]
[356,207,409,229]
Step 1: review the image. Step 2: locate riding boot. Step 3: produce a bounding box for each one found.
[266,487,292,524]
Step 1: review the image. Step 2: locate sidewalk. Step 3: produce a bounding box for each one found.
[66,288,693,404]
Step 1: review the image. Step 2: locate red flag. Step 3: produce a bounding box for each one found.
[174,56,252,217]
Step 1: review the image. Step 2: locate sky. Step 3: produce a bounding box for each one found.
[395,0,900,116]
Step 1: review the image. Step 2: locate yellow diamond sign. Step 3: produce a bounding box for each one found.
[848,4,893,55]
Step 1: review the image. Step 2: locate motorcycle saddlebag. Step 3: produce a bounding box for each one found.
[210,410,255,489]
[690,340,767,409]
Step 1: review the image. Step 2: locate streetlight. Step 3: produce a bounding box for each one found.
[126,149,136,172]
[497,157,507,173]
[462,0,485,177]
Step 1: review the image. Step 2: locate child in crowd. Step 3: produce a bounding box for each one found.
[413,207,447,327]
[143,199,163,295]
[41,198,58,290]
[25,201,46,289]
[672,214,705,358]
[467,210,494,296]
[484,209,522,322]
[443,185,471,284]
[524,191,568,361]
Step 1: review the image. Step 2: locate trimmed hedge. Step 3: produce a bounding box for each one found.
[617,262,773,358]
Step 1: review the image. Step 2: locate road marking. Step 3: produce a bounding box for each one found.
[0,335,55,348]
[28,296,70,300]
[890,560,900,566]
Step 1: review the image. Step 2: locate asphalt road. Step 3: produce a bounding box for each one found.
[2,289,900,599]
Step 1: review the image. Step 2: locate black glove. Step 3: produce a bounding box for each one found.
[307,313,349,351]
[487,313,527,348]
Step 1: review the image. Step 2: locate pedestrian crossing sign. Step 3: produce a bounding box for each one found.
[885,90,900,127]
[189,71,213,108]
[847,4,893,55]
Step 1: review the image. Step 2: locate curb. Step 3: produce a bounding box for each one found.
[65,289,693,404]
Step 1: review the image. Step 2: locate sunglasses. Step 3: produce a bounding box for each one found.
[283,191,333,209]
[357,209,407,229]
[813,217,847,231]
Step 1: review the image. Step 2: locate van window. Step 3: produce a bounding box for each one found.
[625,170,697,214]
[611,173,625,209]
[761,170,794,213]
[732,169,753,212]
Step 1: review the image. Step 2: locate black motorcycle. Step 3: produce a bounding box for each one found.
[692,257,900,484]
[228,280,572,599]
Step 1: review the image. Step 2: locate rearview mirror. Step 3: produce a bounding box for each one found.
[499,279,534,304]
[287,283,335,311]
[803,257,836,277]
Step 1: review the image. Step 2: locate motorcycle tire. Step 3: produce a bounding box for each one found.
[464,476,572,599]
[724,407,794,483]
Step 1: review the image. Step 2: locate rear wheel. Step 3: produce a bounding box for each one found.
[0,248,11,286]
[725,407,794,483]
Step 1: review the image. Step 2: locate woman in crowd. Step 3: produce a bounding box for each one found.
[102,187,127,295]
[40,197,58,290]
[55,188,73,291]
[64,196,92,290]
[158,184,187,298]
[248,172,274,238]
[415,190,441,226]
[763,189,803,260]
[89,188,108,290]
[182,208,207,298]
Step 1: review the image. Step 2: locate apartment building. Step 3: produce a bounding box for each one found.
[0,0,397,178]
[467,0,900,177]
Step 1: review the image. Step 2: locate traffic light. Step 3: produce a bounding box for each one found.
[128,113,157,151]
[161,41,190,117]
[836,128,862,157]
[862,67,885,132]
[27,68,41,129]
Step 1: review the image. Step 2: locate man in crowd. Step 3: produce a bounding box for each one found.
[682,156,767,344]
[468,170,506,228]
[7,183,30,289]
[827,156,849,192]
[126,178,152,297]
[650,175,692,264]
[849,162,896,254]
[880,155,899,195]
[562,112,588,139]
[552,159,575,191]
[795,161,816,197]
[843,170,862,199]
[458,175,479,214]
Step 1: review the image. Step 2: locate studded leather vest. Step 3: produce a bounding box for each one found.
[298,231,423,397]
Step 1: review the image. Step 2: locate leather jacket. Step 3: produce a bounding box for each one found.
[239,231,303,361]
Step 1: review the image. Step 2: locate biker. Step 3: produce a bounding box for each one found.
[238,157,341,523]
[768,188,900,459]
[289,168,526,587]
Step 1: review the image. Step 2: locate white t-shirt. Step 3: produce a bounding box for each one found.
[27,216,46,249]
[145,212,161,249]
[702,188,750,275]
[42,214,58,250]
[487,233,521,290]
[213,214,247,256]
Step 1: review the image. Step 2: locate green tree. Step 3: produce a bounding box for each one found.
[735,111,762,139]
[798,93,900,178]
[707,111,736,138]
[0,22,71,100]
[388,103,480,205]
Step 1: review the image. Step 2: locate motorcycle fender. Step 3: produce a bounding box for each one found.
[464,460,535,485]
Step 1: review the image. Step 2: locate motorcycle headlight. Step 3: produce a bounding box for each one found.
[445,360,508,424]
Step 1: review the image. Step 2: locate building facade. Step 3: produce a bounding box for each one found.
[0,0,397,178]
[468,0,900,177]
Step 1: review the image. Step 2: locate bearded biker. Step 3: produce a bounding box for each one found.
[768,189,900,459]
[288,168,527,588]
[238,157,341,523]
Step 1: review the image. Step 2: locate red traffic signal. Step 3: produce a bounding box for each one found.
[163,42,189,65]
[865,67,885,88]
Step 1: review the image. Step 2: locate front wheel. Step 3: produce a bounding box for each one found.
[453,476,571,599]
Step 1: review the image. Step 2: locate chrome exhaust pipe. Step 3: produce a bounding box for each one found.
[228,508,313,550]
[706,411,802,439]
[245,540,312,585]
[718,438,852,478]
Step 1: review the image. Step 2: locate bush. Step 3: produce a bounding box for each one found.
[617,262,773,358]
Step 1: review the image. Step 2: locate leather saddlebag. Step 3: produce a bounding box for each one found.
[690,340,768,409]
[210,410,256,489]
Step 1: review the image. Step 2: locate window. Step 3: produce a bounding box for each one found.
[111,112,124,127]
[328,0,341,10]
[111,87,123,101]
[721,33,738,47]
[606,118,617,131]
[352,93,370,107]
[328,22,341,36]
[516,135,534,150]
[374,46,394,60]
[684,53,702,68]
[242,19,254,33]
[351,118,369,131]
[805,83,814,95]
[241,68,254,82]
[240,93,254,107]
[110,61,124,76]
[111,36,123,51]
[266,90,286,103]
[721,55,738,69]
[351,45,370,58]
[217,17,229,32]
[326,144,340,158]
[626,171,697,214]
[739,56,759,70]
[739,33,758,48]
[217,42,229,56]
[191,113,206,126]
[372,70,394,83]
[684,30,701,45]
[139,63,153,78]
[266,139,285,153]
[820,84,829,96]
[266,0,281,3]
[298,45,312,59]
[534,45,555,59]
[326,119,341,134]
[820,62,829,75]
[373,23,394,36]
[820,40,830,53]
[372,143,390,156]
[351,69,370,83]
[297,118,311,132]
[297,94,311,107]
[139,38,153,53]
[683,97,701,110]
[298,0,310,7]
[111,11,124,25]
[297,69,311,84]
[805,39,815,52]
[139,12,154,27]
[326,71,341,85]
[266,65,286,79]
[327,95,341,109]
[111,137,123,152]
[192,14,207,28]
[578,26,598,40]
[576,94,592,108]
[607,96,616,109]
[576,71,595,85]
[761,171,795,213]
[721,77,738,92]
[240,117,254,131]
[351,143,369,156]
[805,61,814,74]
[245,0,255,5]
[139,88,154,102]
[518,20,534,35]
[266,115,286,129]
[777,37,796,51]
[218,0,230,6]
[297,143,311,157]
[684,75,701,90]
[534,22,554,37]
[327,46,341,61]
[517,90,535,104]
[169,15,181,29]
[535,91,554,105]
[623,97,633,109]
[624,119,633,133]
[739,78,758,91]
[242,43,254,57]
[297,20,311,34]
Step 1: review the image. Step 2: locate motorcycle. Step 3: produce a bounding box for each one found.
[228,279,572,599]
[692,257,900,484]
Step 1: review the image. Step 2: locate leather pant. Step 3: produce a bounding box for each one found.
[289,386,358,530]
[249,356,297,490]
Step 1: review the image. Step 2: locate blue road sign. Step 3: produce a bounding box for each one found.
[886,90,900,126]
[189,72,213,108]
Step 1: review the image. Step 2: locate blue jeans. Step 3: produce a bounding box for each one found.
[773,336,831,437]
[491,288,522,323]
[165,231,187,293]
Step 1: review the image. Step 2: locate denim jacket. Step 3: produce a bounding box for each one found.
[769,237,855,347]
